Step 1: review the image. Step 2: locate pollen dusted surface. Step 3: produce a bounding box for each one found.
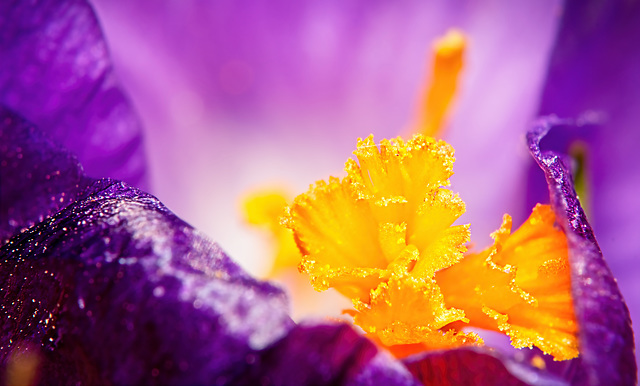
[284,134,473,348]
[437,204,579,360]
[285,135,578,361]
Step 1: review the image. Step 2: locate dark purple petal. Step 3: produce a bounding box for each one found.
[0,177,294,384]
[238,323,418,386]
[0,107,92,243]
[527,117,636,386]
[0,0,147,188]
[0,111,417,385]
[531,0,640,367]
[402,347,567,386]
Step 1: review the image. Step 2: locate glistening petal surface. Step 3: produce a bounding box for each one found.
[531,0,640,364]
[0,110,417,385]
[527,117,636,386]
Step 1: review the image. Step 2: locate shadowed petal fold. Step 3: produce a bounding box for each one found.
[403,347,567,386]
[237,323,419,385]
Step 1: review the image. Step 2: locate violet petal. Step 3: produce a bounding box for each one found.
[238,323,419,386]
[0,110,418,385]
[531,0,640,364]
[527,116,636,385]
[0,176,294,384]
[0,0,147,188]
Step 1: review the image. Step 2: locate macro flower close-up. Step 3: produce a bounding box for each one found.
[0,0,638,385]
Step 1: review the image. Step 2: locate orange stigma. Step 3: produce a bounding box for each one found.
[284,134,578,361]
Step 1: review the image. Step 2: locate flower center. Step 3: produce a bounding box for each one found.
[283,134,578,361]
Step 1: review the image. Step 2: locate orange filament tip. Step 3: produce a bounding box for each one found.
[434,29,467,57]
[530,355,547,370]
[285,135,578,362]
[413,29,467,137]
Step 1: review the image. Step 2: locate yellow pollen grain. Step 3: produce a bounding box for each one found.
[531,355,547,370]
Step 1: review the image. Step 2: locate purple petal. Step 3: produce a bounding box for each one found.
[402,347,567,386]
[0,112,416,384]
[527,117,636,385]
[532,0,640,366]
[238,323,418,385]
[0,0,147,188]
[0,177,294,383]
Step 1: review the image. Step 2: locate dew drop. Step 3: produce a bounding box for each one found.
[153,286,165,297]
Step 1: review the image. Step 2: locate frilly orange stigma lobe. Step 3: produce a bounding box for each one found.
[283,134,578,361]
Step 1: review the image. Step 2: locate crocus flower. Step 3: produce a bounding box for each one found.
[0,1,637,386]
[1,108,634,383]
[87,0,569,322]
[88,5,640,360]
